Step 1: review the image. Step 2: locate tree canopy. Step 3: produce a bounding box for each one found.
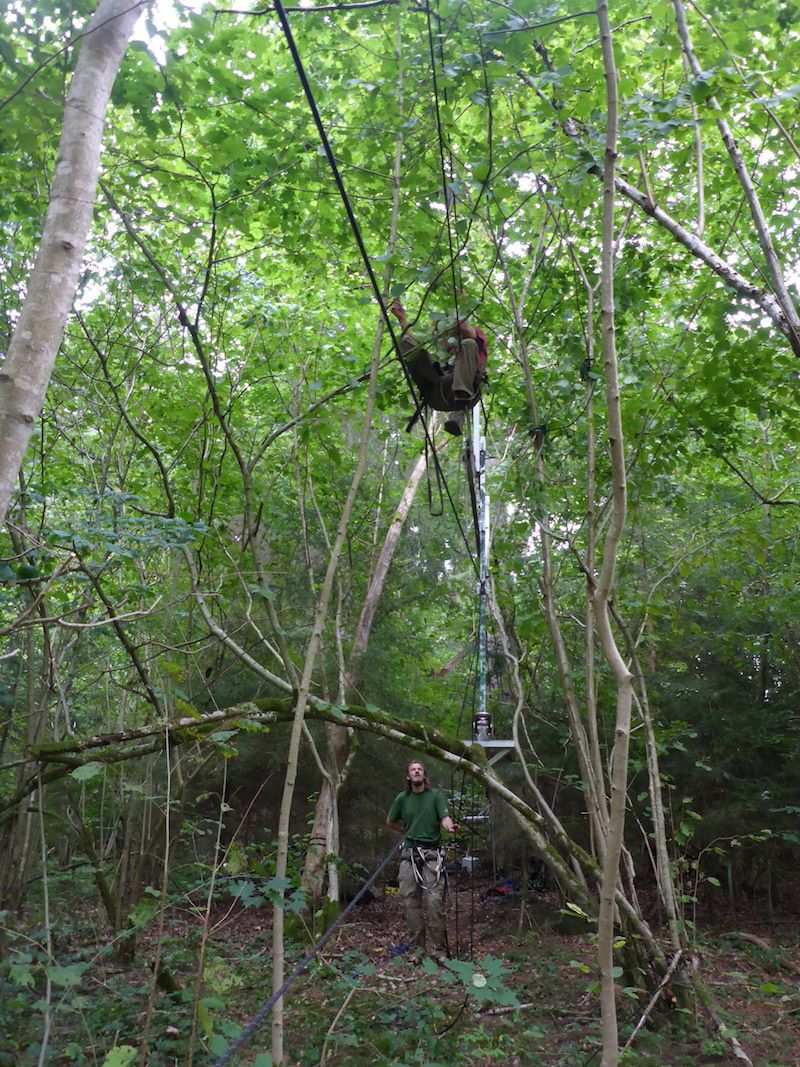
[1,0,799,1063]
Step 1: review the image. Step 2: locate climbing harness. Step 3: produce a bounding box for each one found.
[406,843,446,889]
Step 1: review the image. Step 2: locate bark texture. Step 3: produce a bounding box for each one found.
[594,4,634,1063]
[0,0,146,524]
[301,444,430,901]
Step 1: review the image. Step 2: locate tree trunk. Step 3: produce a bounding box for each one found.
[594,5,634,1063]
[0,0,146,524]
[270,7,408,1057]
[672,0,800,353]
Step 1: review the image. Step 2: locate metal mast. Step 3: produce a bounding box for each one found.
[472,403,491,741]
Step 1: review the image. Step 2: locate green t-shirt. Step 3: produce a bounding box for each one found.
[388,788,448,846]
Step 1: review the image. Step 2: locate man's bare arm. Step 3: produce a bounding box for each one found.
[386,818,405,833]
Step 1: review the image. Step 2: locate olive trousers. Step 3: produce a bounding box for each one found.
[399,332,480,413]
[398,847,446,952]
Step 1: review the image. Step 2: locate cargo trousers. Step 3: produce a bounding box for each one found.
[398,332,480,413]
[398,846,446,952]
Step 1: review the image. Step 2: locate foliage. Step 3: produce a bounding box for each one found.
[1,0,800,1058]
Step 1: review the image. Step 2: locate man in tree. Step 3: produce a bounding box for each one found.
[386,759,457,961]
[390,300,487,436]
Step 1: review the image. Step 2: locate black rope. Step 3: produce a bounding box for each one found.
[424,428,444,516]
[212,837,402,1065]
[464,418,482,561]
[424,0,463,328]
[273,0,479,575]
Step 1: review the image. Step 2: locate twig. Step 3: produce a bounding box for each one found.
[703,999,753,1064]
[483,9,594,35]
[0,0,149,113]
[58,598,163,629]
[726,931,800,977]
[319,986,358,1065]
[478,1000,536,1016]
[622,950,683,1051]
[37,779,54,1067]
[216,0,397,12]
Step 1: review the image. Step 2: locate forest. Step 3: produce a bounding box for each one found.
[1,0,799,1063]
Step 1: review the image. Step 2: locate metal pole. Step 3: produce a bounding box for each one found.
[472,403,490,740]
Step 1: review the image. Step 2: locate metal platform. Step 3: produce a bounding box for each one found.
[463,738,514,765]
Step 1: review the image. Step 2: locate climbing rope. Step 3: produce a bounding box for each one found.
[425,0,463,330]
[273,0,480,575]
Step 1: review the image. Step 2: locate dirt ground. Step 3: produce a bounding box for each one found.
[202,872,800,1066]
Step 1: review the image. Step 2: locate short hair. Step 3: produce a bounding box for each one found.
[405,759,429,794]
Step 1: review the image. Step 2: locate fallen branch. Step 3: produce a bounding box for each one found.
[478,1001,536,1017]
[319,986,357,1067]
[690,961,753,1066]
[726,931,800,977]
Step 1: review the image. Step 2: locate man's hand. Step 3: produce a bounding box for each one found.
[390,299,409,332]
[442,816,457,834]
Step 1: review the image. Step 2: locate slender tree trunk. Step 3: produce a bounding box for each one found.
[0,568,50,910]
[301,436,433,902]
[594,5,634,1063]
[610,604,684,956]
[270,323,381,1066]
[499,244,609,853]
[0,0,147,524]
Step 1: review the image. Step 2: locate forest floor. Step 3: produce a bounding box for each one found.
[244,875,800,1066]
[2,873,800,1065]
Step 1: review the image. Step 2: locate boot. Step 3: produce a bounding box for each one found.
[444,410,464,436]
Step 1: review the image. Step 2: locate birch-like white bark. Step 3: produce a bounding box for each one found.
[0,0,147,524]
[594,3,635,1063]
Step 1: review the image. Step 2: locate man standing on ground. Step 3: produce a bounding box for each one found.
[386,760,457,961]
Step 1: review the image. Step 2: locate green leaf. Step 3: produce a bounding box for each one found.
[198,1000,214,1038]
[564,901,589,919]
[9,962,35,989]
[210,730,238,743]
[101,1049,137,1067]
[47,962,89,988]
[70,762,104,782]
[760,982,783,995]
